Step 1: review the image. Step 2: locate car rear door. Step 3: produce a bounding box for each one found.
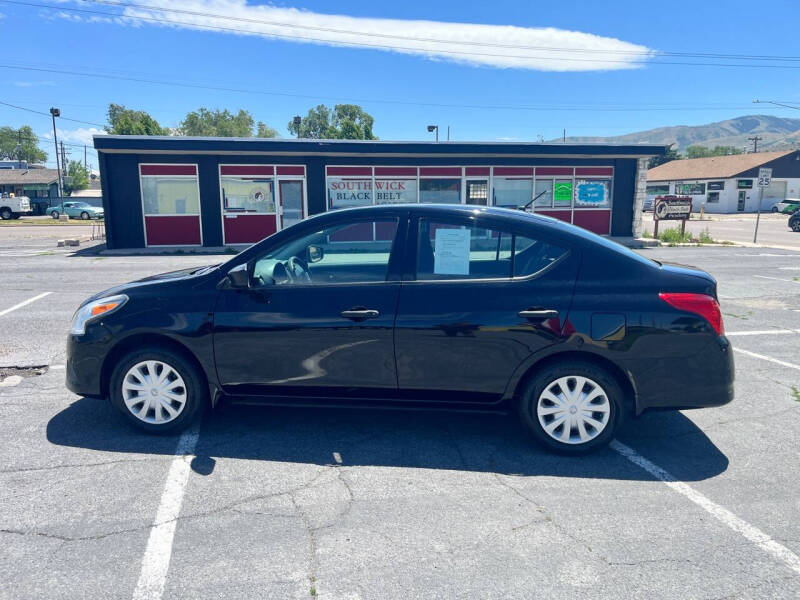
[393,211,580,403]
[212,213,406,398]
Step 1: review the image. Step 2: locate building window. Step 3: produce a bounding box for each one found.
[140,166,200,215]
[646,184,669,195]
[375,178,417,204]
[737,179,753,189]
[534,179,554,208]
[419,178,461,203]
[707,191,720,203]
[575,179,611,208]
[708,181,725,191]
[327,177,373,209]
[677,183,706,195]
[466,180,489,205]
[553,180,573,207]
[221,175,274,213]
[493,177,532,208]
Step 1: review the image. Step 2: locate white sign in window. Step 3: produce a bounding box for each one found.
[434,228,471,274]
[221,177,275,213]
[327,178,372,209]
[141,177,200,215]
[374,179,417,204]
[493,178,532,208]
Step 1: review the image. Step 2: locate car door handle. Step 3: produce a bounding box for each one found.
[340,309,380,320]
[518,309,559,320]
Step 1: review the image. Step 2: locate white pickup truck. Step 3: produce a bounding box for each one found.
[0,196,32,220]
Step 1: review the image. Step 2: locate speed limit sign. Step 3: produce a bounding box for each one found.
[758,167,772,187]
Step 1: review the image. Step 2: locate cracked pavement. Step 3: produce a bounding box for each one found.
[1,246,799,599]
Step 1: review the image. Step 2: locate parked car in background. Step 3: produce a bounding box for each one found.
[51,201,104,220]
[790,211,800,232]
[0,195,32,220]
[773,198,800,214]
[66,204,734,454]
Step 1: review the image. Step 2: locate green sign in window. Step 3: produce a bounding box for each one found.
[553,181,573,207]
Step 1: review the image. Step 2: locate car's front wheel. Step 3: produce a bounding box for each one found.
[110,346,206,433]
[0,207,11,220]
[792,220,800,232]
[51,210,59,219]
[518,360,623,454]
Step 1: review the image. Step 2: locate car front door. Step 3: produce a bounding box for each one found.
[212,213,406,398]
[393,212,580,403]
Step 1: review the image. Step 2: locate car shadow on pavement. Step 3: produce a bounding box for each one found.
[47,397,728,482]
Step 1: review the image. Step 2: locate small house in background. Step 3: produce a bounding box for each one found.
[0,168,60,214]
[646,150,800,213]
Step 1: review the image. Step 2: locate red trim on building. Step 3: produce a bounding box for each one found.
[223,214,277,244]
[420,167,462,177]
[535,210,572,224]
[374,167,418,176]
[220,165,274,176]
[326,166,372,176]
[145,215,201,245]
[572,210,611,234]
[535,167,574,176]
[465,167,491,176]
[575,167,614,176]
[276,165,306,175]
[493,167,533,176]
[140,164,197,176]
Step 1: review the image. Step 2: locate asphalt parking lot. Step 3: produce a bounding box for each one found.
[2,244,799,599]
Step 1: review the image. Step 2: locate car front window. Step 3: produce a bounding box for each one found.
[251,218,399,285]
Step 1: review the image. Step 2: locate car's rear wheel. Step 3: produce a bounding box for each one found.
[110,346,206,433]
[792,221,800,232]
[80,211,90,220]
[0,207,11,220]
[518,360,623,454]
[51,210,59,219]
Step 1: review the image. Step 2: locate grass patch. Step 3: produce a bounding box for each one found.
[0,217,99,226]
[792,386,800,403]
[697,228,714,244]
[658,227,693,244]
[642,229,653,239]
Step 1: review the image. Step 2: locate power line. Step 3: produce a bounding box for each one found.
[9,0,800,69]
[0,99,105,127]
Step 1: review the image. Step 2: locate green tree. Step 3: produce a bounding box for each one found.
[648,143,680,169]
[288,104,377,139]
[106,104,169,135]
[0,125,47,163]
[686,145,743,159]
[64,160,89,194]
[178,108,278,137]
[257,121,279,138]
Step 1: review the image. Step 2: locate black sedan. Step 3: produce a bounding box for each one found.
[66,204,734,454]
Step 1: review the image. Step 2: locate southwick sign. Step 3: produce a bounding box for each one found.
[653,195,692,237]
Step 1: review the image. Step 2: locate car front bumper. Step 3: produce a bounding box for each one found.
[65,327,110,399]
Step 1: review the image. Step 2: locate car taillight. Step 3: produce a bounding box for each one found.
[659,292,724,336]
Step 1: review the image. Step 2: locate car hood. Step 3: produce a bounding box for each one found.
[82,264,219,304]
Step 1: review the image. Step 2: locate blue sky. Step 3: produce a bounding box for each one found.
[2,0,800,169]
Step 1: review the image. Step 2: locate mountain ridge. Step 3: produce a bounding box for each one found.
[553,115,800,152]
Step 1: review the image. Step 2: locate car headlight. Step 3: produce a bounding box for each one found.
[70,294,128,335]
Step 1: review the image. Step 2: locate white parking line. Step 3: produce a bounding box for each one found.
[733,348,800,372]
[0,292,52,317]
[754,275,800,285]
[726,330,800,337]
[611,441,800,576]
[132,425,200,600]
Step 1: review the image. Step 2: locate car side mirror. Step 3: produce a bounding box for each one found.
[307,244,324,263]
[226,263,250,288]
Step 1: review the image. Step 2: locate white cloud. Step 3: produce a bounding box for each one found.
[40,127,107,146]
[59,1,653,72]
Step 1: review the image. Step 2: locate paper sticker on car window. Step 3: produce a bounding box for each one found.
[434,228,470,274]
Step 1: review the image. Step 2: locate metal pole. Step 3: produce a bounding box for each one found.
[435,127,438,142]
[84,145,87,170]
[446,126,450,141]
[753,185,764,243]
[51,112,63,199]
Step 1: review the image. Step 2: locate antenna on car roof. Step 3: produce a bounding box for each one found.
[518,189,548,212]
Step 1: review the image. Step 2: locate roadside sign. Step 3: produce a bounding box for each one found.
[653,195,692,237]
[758,168,772,188]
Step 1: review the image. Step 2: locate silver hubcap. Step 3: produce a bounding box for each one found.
[121,360,187,424]
[537,375,611,445]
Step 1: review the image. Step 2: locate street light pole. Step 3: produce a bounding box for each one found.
[427,124,439,142]
[50,107,63,199]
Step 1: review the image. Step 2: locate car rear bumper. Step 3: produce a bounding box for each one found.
[625,336,735,415]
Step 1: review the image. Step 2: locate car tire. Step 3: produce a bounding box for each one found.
[51,210,59,219]
[518,360,624,455]
[0,207,11,220]
[771,206,779,213]
[110,346,207,434]
[792,221,800,232]
[80,211,90,220]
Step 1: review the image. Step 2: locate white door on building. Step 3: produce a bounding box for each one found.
[762,180,786,211]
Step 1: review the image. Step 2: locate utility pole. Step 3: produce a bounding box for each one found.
[563,129,566,143]
[61,141,67,178]
[748,136,762,153]
[84,145,87,170]
[446,126,450,141]
[49,107,63,199]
